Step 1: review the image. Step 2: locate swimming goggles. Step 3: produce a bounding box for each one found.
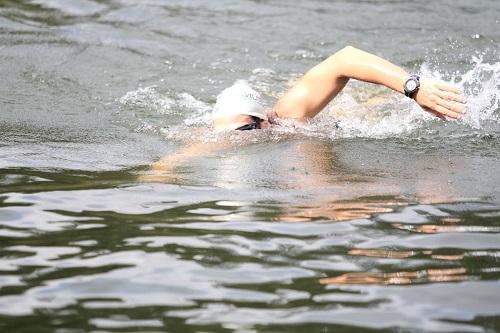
[235,116,262,131]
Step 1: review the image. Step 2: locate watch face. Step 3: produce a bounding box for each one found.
[406,79,417,91]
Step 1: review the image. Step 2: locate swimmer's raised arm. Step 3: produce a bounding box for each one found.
[273,46,466,121]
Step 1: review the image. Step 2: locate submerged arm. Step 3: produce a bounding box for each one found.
[139,141,228,183]
[273,46,466,121]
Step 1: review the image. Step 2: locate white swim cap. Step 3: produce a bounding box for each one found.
[212,81,267,122]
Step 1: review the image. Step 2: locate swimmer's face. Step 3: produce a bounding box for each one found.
[234,115,271,130]
[213,114,270,131]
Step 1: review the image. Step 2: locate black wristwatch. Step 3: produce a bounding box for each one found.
[403,74,420,99]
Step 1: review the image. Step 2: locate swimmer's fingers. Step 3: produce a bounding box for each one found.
[435,98,465,117]
[433,104,462,120]
[423,107,446,121]
[435,83,467,119]
[436,89,467,104]
[436,82,462,95]
[415,78,466,120]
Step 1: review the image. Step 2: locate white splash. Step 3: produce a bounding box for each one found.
[315,57,500,139]
[457,56,500,128]
[119,86,212,125]
[119,86,175,114]
[319,91,426,139]
[119,56,499,141]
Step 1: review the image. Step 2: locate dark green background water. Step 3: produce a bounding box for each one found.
[1,0,500,332]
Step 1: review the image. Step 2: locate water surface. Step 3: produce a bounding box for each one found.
[1,0,500,332]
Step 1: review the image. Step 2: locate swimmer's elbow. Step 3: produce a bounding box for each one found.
[333,45,357,59]
[328,45,360,77]
[340,45,357,53]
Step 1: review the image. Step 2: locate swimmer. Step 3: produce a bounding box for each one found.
[142,46,467,182]
[213,46,466,131]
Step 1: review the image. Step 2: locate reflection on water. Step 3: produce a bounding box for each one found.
[320,267,468,285]
[349,248,418,259]
[2,132,500,332]
[1,167,500,332]
[274,196,405,222]
[392,222,500,234]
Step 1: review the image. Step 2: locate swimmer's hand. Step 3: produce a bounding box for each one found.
[414,79,467,120]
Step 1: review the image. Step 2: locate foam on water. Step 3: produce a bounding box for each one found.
[118,85,213,138]
[323,57,500,139]
[119,86,177,115]
[458,56,500,127]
